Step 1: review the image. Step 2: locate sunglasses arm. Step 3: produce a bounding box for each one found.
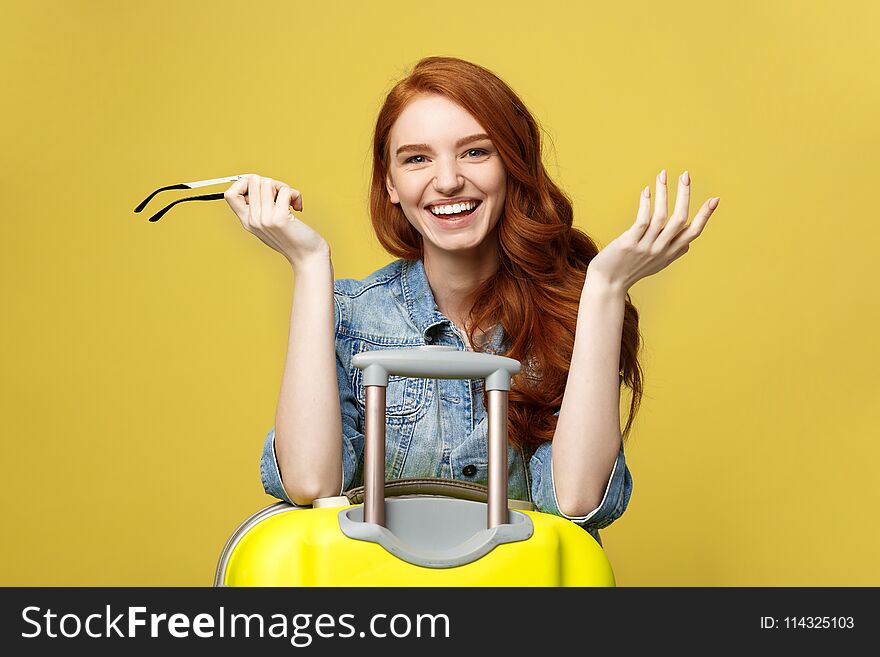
[146,192,226,222]
[133,183,190,213]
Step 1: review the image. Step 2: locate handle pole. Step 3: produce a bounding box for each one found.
[354,349,521,529]
[364,385,386,526]
[487,389,510,528]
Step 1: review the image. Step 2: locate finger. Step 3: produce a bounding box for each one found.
[226,174,251,197]
[260,177,276,223]
[289,187,303,212]
[667,197,720,252]
[273,185,292,221]
[267,179,302,212]
[247,173,261,222]
[624,185,652,242]
[638,169,668,246]
[655,170,691,250]
[671,170,690,226]
[223,174,252,215]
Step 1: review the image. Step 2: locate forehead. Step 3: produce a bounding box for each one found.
[389,94,486,146]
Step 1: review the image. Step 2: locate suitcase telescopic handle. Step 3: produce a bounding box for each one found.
[351,347,522,529]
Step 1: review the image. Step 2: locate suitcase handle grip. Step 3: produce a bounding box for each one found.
[352,346,521,390]
[351,347,522,530]
[345,477,490,505]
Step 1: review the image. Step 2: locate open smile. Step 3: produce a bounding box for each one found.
[422,200,483,229]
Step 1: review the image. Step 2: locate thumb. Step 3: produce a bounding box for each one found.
[278,185,303,215]
[272,180,304,213]
[286,186,303,213]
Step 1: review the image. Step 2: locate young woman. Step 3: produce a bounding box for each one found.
[223,56,720,546]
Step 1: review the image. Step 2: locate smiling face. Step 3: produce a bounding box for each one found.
[385,93,507,261]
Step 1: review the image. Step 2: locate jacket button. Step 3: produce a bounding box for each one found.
[462,464,477,477]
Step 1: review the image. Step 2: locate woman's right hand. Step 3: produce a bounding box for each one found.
[224,174,330,269]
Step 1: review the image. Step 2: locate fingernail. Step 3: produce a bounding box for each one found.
[643,186,650,198]
[659,169,667,184]
[709,197,720,210]
[682,170,689,186]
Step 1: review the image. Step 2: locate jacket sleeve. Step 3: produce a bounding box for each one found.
[259,294,365,505]
[529,437,633,531]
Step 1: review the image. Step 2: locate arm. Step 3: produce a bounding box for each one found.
[272,251,343,505]
[551,274,627,517]
[551,169,720,517]
[530,438,632,530]
[261,335,366,506]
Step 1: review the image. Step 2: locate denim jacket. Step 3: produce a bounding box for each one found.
[260,258,633,546]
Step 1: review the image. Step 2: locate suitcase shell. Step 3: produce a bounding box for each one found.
[216,501,615,586]
[217,347,616,587]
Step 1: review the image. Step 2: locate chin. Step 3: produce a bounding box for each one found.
[429,233,491,253]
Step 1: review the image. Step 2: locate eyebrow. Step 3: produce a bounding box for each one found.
[395,133,491,157]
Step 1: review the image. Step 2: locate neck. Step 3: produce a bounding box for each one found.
[422,237,500,332]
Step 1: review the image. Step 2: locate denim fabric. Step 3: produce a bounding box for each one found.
[260,258,633,547]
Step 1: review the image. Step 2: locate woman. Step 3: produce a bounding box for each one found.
[223,56,720,546]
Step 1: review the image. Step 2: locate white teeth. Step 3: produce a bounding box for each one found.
[429,200,478,215]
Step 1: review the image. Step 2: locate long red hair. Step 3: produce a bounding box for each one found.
[369,56,644,451]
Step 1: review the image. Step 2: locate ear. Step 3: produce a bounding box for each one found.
[385,172,400,205]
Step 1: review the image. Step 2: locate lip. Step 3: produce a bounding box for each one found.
[423,199,483,230]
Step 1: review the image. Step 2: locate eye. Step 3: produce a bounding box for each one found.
[404,149,488,164]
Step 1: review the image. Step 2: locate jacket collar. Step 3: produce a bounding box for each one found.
[400,258,506,354]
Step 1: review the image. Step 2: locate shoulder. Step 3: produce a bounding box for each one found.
[332,259,410,336]
[333,259,406,299]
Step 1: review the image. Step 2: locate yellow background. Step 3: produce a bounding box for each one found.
[1,0,877,586]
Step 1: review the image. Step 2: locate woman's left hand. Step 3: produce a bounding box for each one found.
[585,169,720,294]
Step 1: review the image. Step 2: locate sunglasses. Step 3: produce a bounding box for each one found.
[134,174,253,222]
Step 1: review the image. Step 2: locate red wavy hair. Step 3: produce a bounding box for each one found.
[369,56,644,452]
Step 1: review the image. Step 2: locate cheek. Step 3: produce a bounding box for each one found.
[492,181,507,211]
[487,166,507,198]
[489,184,507,227]
[402,209,426,235]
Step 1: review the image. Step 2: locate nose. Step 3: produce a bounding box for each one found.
[432,157,464,195]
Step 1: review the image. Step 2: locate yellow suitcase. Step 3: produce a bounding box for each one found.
[215,347,615,587]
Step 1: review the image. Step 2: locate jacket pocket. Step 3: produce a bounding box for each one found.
[349,340,430,418]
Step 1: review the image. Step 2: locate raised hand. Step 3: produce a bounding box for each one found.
[224,174,330,270]
[586,169,720,294]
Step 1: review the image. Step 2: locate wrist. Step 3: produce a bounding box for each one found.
[583,271,628,299]
[290,245,332,274]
